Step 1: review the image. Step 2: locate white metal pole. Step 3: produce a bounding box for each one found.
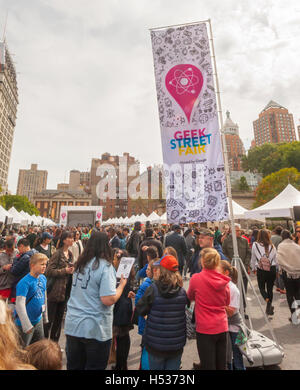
[207,19,239,259]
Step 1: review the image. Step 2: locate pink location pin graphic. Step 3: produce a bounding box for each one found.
[165,64,204,123]
[97,212,101,219]
[61,212,66,220]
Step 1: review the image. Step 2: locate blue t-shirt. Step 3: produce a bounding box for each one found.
[15,273,47,327]
[64,258,116,342]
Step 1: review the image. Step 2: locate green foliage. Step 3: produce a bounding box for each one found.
[242,141,300,177]
[238,176,250,192]
[253,167,300,207]
[0,195,40,216]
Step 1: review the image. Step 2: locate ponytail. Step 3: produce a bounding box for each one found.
[220,260,238,284]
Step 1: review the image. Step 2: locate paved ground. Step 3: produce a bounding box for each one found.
[59,275,300,370]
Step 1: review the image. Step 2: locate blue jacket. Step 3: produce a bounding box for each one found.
[190,244,227,276]
[135,277,153,335]
[11,249,37,299]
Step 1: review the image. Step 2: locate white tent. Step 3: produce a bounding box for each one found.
[0,205,10,223]
[230,200,248,219]
[244,184,300,220]
[8,207,24,224]
[160,212,167,224]
[147,211,161,224]
[139,213,147,223]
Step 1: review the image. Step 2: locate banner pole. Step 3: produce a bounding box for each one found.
[207,18,239,259]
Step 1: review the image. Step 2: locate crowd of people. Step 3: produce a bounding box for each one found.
[0,219,299,370]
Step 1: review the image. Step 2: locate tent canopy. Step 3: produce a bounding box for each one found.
[244,184,300,220]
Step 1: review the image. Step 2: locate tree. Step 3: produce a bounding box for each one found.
[242,141,300,177]
[238,176,250,192]
[253,167,300,207]
[0,195,40,215]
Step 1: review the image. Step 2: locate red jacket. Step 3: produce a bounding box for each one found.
[187,268,230,335]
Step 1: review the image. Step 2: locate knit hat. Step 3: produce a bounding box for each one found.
[153,255,179,272]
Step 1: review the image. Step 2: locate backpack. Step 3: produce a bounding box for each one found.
[256,243,272,271]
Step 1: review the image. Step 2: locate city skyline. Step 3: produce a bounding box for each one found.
[0,0,299,193]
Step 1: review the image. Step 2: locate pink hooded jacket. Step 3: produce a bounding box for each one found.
[187,268,231,334]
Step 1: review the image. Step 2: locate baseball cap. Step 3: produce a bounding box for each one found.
[172,224,181,231]
[42,232,53,240]
[153,255,179,272]
[199,228,214,237]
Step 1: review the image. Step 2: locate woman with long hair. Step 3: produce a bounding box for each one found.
[187,248,230,370]
[136,254,187,370]
[69,231,84,263]
[64,232,127,370]
[250,229,277,315]
[44,231,74,342]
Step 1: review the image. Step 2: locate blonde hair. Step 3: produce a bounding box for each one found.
[0,299,30,370]
[157,266,183,288]
[163,247,178,261]
[25,339,62,370]
[220,260,238,284]
[30,253,48,266]
[201,248,221,270]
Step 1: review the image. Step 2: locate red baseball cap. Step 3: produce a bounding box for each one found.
[153,255,179,272]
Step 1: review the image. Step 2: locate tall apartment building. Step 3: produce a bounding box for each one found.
[90,152,139,219]
[69,170,91,192]
[297,124,300,141]
[0,41,18,192]
[17,164,48,202]
[253,100,296,147]
[223,111,245,171]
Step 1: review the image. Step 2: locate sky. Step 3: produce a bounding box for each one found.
[1,0,300,193]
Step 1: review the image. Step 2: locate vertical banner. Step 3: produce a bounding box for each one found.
[151,22,228,223]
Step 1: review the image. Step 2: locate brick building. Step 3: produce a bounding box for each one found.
[33,189,91,221]
[253,100,296,146]
[223,111,245,171]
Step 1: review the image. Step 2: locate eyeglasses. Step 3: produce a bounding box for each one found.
[296,231,300,234]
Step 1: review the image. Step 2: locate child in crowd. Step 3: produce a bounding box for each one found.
[112,249,135,370]
[187,248,230,370]
[25,339,62,370]
[219,260,246,370]
[14,253,48,347]
[134,259,155,369]
[136,255,188,370]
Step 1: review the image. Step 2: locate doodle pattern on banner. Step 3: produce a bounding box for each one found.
[151,23,228,223]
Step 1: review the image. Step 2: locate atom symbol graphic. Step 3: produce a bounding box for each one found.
[169,67,199,95]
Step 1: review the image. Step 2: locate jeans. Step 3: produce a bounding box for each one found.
[256,266,276,303]
[282,272,300,314]
[196,332,228,370]
[229,332,245,370]
[147,352,182,370]
[66,335,111,370]
[18,319,44,347]
[44,301,66,342]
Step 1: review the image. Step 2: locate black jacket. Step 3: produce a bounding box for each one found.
[136,281,188,357]
[165,232,188,268]
[126,230,141,258]
[138,238,163,269]
[113,279,133,327]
